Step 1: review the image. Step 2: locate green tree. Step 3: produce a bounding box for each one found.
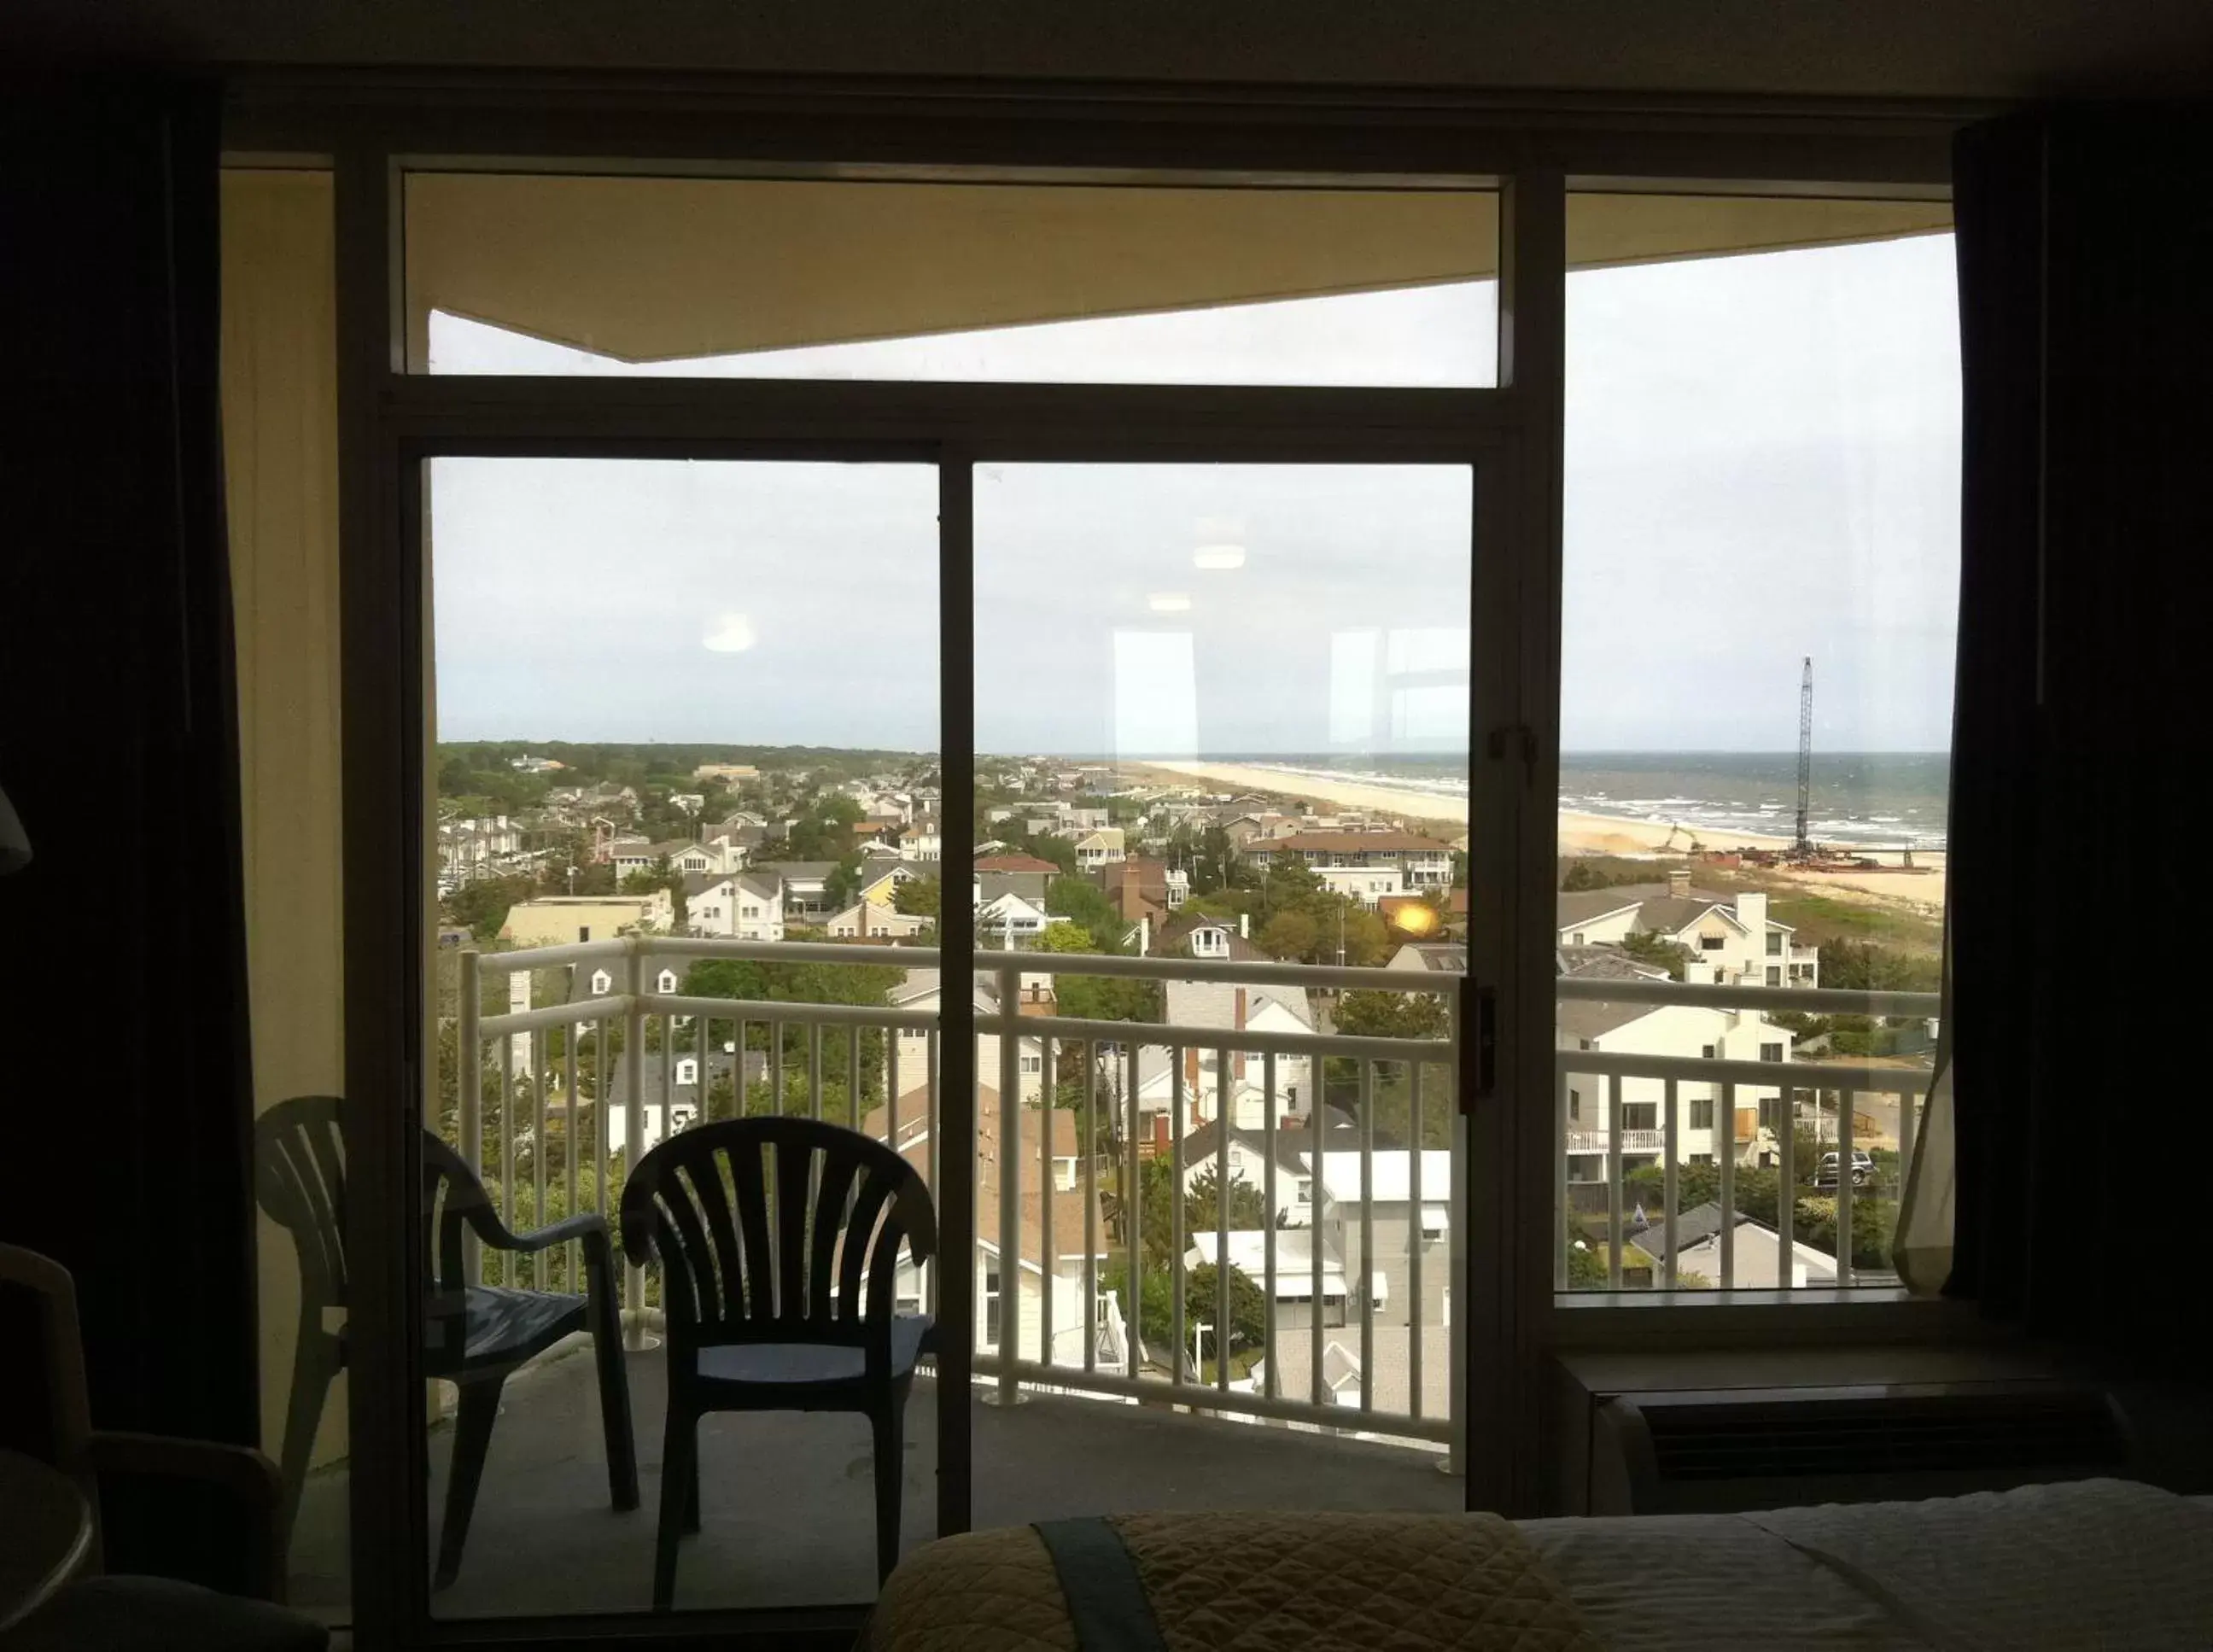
[1187,1261,1270,1357]
[1617,929,1695,980]
[445,875,534,942]
[895,874,942,918]
[1031,922,1163,1023]
[823,851,863,911]
[1255,908,1320,962]
[1334,989,1450,1043]
[1044,876,1130,953]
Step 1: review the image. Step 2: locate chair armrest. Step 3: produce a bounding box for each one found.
[79,1433,287,1602]
[501,1211,610,1254]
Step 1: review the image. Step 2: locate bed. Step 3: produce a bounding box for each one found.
[866,1479,2213,1649]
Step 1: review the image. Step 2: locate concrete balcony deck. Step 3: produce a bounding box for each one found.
[285,1338,1458,1621]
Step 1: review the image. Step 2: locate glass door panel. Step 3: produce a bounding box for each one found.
[968,461,1474,1526]
[423,456,941,1614]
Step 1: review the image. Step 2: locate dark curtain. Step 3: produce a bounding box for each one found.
[1947,107,2210,1362]
[0,78,258,1578]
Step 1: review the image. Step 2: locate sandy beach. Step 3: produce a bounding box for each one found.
[1138,758,1946,914]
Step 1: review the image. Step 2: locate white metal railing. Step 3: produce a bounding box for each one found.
[1555,977,1941,1294]
[454,935,1463,1456]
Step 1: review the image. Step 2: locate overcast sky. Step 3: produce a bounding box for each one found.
[431,228,1959,756]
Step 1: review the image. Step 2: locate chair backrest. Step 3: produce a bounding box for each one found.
[253,1095,348,1322]
[420,1131,500,1299]
[0,1243,94,1485]
[620,1118,936,1351]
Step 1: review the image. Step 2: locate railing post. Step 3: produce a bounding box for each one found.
[623,937,648,1346]
[1448,972,1467,1477]
[458,948,482,1285]
[994,955,1023,1405]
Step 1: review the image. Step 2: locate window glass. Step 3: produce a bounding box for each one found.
[1556,192,1956,1295]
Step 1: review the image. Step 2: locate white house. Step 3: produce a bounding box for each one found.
[1625,1202,1838,1289]
[867,1084,1124,1370]
[1132,980,1317,1130]
[1173,1124,1317,1225]
[1314,864,1410,908]
[752,860,836,923]
[1187,1229,1350,1332]
[1557,996,1794,1187]
[1557,871,1818,989]
[899,814,943,863]
[976,890,1056,946]
[668,838,746,876]
[1245,831,1454,890]
[890,970,1049,1104]
[684,871,785,942]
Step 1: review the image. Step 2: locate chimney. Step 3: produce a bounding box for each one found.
[1239,911,1251,939]
[1138,914,1150,957]
[1667,867,1691,900]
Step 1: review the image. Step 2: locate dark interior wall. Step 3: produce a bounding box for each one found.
[3,0,2213,101]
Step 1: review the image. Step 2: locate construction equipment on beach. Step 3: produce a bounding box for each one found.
[1792,657,1814,856]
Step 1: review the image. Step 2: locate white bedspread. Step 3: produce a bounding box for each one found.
[1522,1478,2213,1650]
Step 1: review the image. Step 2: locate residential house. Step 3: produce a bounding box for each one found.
[598,1046,769,1160]
[1244,831,1455,890]
[1556,993,1794,1198]
[976,889,1057,946]
[1187,1229,1349,1334]
[890,970,1049,1105]
[898,814,943,862]
[751,860,836,923]
[1150,910,1261,963]
[1556,869,1818,988]
[1314,864,1410,908]
[669,791,705,815]
[1172,1124,1316,1225]
[1624,1202,1838,1289]
[826,899,931,941]
[973,854,1057,905]
[437,814,523,886]
[610,837,709,883]
[684,871,785,942]
[1131,980,1317,1132]
[668,838,747,876]
[499,893,671,947]
[1220,811,1295,849]
[1387,942,1467,974]
[854,855,920,908]
[866,1084,1124,1370]
[1072,827,1126,870]
[1101,856,1189,934]
[1311,1149,1451,1330]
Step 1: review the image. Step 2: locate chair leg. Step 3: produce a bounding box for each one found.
[275,1329,336,1547]
[868,1399,905,1585]
[654,1402,696,1611]
[435,1376,504,1591]
[685,1439,701,1534]
[586,1271,639,1510]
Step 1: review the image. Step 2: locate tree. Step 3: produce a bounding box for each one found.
[1044,876,1129,953]
[445,875,533,942]
[823,851,863,911]
[1617,929,1694,980]
[1187,1261,1270,1357]
[1819,939,1942,994]
[894,874,941,918]
[1334,989,1449,1043]
[1029,923,1162,1021]
[1255,909,1320,963]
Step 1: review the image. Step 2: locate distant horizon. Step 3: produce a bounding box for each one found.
[436,738,1952,760]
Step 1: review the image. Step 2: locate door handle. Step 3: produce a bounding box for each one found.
[1465,983,1498,1110]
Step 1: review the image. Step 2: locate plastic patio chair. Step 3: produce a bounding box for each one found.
[254,1095,638,1591]
[618,1116,937,1610]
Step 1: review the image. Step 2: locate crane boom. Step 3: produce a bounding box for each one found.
[1794,657,1813,854]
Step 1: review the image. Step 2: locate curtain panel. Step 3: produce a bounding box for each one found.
[1946,107,2210,1360]
[0,76,257,1579]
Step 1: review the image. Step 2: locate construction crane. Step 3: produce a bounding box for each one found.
[1793,657,1814,855]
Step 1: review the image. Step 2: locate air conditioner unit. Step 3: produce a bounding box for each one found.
[1588,1381,2131,1515]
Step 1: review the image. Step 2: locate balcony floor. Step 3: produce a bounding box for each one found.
[288,1338,1458,1620]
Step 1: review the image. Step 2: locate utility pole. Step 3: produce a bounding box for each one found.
[1794,657,1814,855]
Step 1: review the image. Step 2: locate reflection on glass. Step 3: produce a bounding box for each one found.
[427,458,940,1614]
[972,463,1471,1513]
[1555,196,1959,1295]
[406,173,1498,387]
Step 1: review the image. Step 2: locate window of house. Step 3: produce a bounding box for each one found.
[1578,1038,1593,1051]
[1766,966,1782,986]
[1572,931,1585,944]
[1700,935,1725,950]
[1020,1054,1042,1074]
[1760,1042,1784,1063]
[984,1263,1002,1347]
[1690,1153,1716,1167]
[1567,1088,1581,1122]
[1690,1096,1714,1130]
[1766,932,1783,955]
[1700,1043,1716,1059]
[1621,1102,1658,1132]
[590,969,611,995]
[578,925,591,942]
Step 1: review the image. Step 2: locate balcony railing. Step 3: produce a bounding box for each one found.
[453,936,1463,1459]
[1555,977,1941,1292]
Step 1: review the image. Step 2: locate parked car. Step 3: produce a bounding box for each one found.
[1813,1148,1874,1188]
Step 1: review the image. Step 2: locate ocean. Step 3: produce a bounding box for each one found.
[1203,750,1951,849]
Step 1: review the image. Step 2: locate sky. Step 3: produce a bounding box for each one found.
[429,220,1960,758]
